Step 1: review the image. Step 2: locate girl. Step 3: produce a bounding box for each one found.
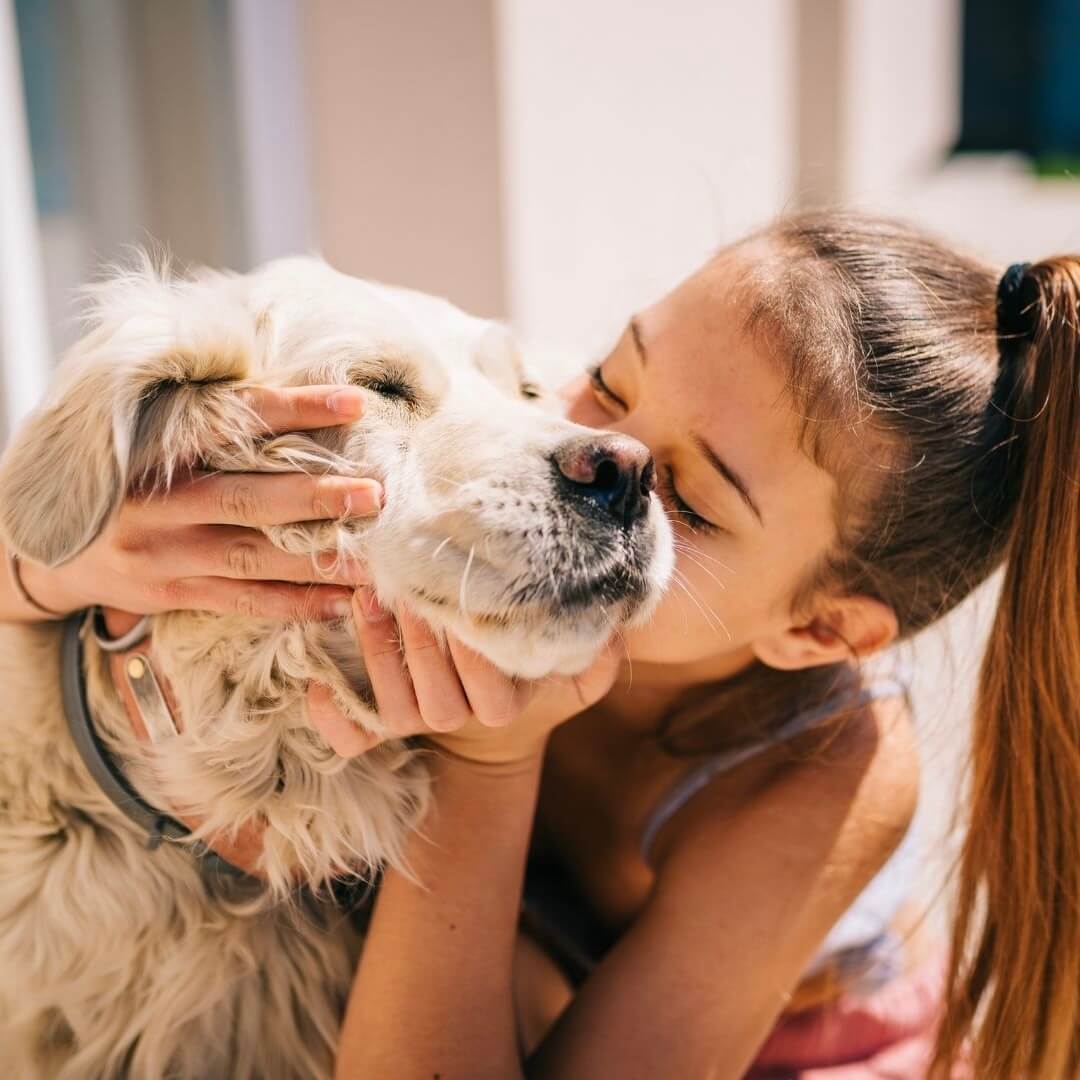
[6,213,1077,1078]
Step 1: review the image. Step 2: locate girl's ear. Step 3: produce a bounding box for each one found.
[751,594,899,671]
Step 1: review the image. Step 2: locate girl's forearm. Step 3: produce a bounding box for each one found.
[335,750,543,1080]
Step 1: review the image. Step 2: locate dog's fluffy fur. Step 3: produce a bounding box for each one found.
[0,256,672,1077]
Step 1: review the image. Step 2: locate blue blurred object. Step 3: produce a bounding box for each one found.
[14,0,72,215]
[958,0,1080,169]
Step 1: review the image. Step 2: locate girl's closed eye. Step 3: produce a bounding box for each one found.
[587,363,627,410]
[658,466,722,536]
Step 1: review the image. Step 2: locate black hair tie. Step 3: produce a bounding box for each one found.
[996,261,1034,340]
[992,262,1036,411]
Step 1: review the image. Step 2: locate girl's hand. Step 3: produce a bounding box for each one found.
[307,587,621,766]
[17,386,379,622]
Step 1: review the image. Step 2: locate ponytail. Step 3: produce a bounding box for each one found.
[935,259,1080,1077]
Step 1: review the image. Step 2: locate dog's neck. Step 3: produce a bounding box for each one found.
[100,618,274,878]
[82,610,430,896]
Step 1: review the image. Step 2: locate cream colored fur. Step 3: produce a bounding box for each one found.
[0,256,672,1077]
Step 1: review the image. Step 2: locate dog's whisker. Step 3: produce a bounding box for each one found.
[458,544,477,614]
[670,567,731,642]
[667,571,697,634]
[674,547,728,591]
[660,510,736,576]
[599,605,633,691]
[672,540,734,576]
[662,564,694,636]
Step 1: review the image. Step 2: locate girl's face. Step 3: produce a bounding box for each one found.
[562,249,843,671]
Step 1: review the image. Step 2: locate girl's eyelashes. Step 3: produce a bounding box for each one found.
[587,363,627,410]
[659,466,722,536]
[587,360,722,536]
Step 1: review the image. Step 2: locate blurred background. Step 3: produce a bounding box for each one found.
[3,0,1080,918]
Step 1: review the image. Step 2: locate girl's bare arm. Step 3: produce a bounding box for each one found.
[329,597,918,1078]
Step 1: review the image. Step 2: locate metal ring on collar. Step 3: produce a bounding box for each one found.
[90,606,154,652]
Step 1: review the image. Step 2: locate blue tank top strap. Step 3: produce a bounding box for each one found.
[639,669,911,864]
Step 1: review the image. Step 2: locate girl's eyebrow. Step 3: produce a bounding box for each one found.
[632,315,764,527]
[691,433,764,526]
[630,317,648,365]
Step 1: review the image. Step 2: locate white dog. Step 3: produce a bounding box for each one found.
[0,257,673,1078]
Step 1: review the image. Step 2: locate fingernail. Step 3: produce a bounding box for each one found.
[327,388,365,417]
[330,597,352,617]
[314,549,339,576]
[358,587,385,621]
[345,480,383,516]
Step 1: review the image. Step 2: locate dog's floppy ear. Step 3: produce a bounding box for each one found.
[0,260,256,567]
[0,363,126,567]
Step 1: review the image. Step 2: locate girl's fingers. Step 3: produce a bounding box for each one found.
[352,588,424,736]
[169,577,355,621]
[568,640,623,709]
[240,385,366,434]
[446,635,525,727]
[397,608,473,733]
[306,682,382,757]
[181,527,370,586]
[150,471,383,528]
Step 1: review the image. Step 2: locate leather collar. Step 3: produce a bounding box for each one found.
[60,611,259,881]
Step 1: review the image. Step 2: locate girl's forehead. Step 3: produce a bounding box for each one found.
[645,243,776,347]
[637,255,839,543]
[641,249,790,399]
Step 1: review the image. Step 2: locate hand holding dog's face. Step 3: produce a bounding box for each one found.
[308,592,622,765]
[12,385,382,622]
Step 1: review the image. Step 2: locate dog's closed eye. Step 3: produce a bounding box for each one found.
[349,362,423,411]
[354,374,417,405]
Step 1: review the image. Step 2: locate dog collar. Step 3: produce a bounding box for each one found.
[60,611,256,881]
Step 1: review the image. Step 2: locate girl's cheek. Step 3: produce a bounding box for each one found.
[574,403,609,429]
[559,378,606,428]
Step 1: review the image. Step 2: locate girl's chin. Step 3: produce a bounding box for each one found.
[618,622,711,666]
[618,614,756,671]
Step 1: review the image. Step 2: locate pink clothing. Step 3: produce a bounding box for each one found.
[745,959,970,1079]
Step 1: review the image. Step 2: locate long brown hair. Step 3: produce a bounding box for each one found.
[934,258,1080,1077]
[695,214,1079,1077]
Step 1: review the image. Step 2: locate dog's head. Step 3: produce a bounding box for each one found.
[0,257,673,678]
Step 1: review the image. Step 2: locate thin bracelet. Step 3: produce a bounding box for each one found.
[8,551,66,618]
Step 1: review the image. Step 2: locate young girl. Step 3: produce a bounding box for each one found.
[6,213,1077,1078]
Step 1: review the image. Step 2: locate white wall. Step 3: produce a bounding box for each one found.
[496,0,795,356]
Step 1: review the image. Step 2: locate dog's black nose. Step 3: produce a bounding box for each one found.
[552,434,655,527]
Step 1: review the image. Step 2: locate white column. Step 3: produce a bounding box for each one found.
[230,0,315,267]
[0,0,51,436]
[300,0,506,317]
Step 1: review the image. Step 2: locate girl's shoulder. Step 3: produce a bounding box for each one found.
[645,653,918,867]
[652,689,920,906]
